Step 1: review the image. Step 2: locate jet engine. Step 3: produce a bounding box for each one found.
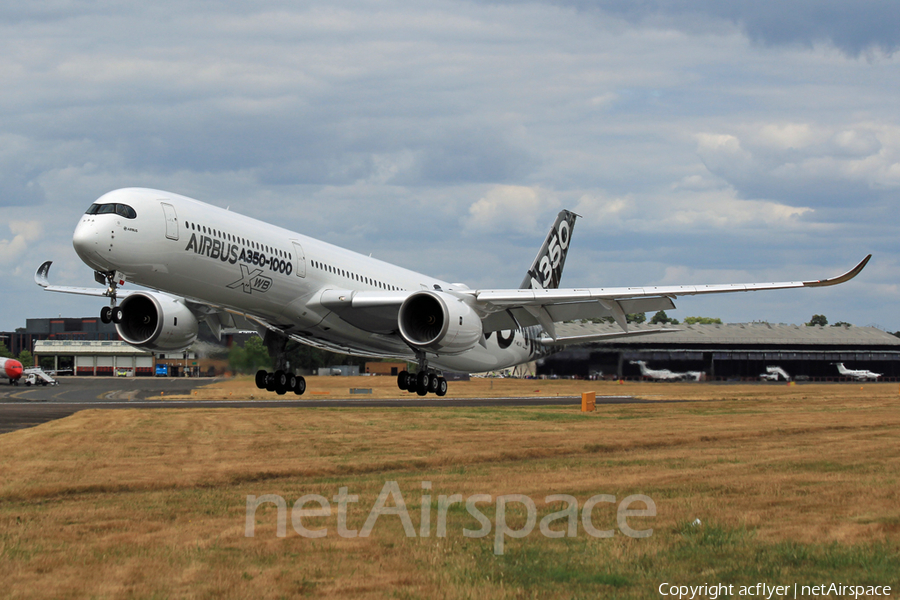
[398,291,483,354]
[115,292,199,351]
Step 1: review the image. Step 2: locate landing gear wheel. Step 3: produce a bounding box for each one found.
[265,373,276,392]
[274,370,288,395]
[397,370,409,391]
[428,373,440,394]
[293,376,306,395]
[436,377,448,397]
[255,370,268,389]
[416,371,429,396]
[111,306,124,324]
[100,306,112,324]
[406,373,417,393]
[287,374,297,392]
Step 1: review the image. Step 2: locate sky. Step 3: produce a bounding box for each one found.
[1,0,898,333]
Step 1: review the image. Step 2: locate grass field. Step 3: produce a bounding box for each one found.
[1,378,898,598]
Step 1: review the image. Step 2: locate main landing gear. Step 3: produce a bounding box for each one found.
[397,369,448,397]
[256,369,306,396]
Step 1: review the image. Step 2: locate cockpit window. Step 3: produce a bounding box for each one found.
[85,203,137,219]
[115,204,137,218]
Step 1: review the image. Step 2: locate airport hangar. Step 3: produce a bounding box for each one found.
[536,322,900,381]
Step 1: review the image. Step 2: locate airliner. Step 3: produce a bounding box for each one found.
[834,362,881,381]
[35,188,871,396]
[1,356,24,385]
[0,356,57,386]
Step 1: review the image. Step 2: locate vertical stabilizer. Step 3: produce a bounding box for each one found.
[520,209,579,290]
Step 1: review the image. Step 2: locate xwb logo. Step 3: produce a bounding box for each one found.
[228,264,273,294]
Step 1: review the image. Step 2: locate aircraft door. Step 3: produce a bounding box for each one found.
[161,202,179,241]
[292,241,306,278]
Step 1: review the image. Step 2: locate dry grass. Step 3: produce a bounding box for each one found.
[1,381,898,598]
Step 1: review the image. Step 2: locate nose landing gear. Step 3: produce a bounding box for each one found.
[97,270,125,324]
[100,305,125,324]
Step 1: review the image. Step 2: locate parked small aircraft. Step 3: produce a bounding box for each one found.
[630,360,703,381]
[834,362,881,381]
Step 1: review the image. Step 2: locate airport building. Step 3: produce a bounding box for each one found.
[34,340,155,376]
[537,322,900,381]
[5,317,230,377]
[1,316,119,357]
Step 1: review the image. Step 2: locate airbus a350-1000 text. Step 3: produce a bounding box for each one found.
[36,189,871,396]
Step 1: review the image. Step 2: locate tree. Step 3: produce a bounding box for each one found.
[17,350,33,368]
[284,344,367,372]
[228,336,272,374]
[589,313,646,325]
[831,321,851,327]
[806,314,828,327]
[650,311,679,325]
[0,342,12,359]
[683,316,722,325]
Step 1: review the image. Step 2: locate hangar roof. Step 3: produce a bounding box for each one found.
[33,340,153,356]
[556,322,900,348]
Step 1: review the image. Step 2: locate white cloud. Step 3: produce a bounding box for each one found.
[0,1,897,330]
[462,185,558,234]
[695,122,900,209]
[0,220,43,266]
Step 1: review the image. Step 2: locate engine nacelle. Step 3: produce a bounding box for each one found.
[116,292,199,351]
[398,291,483,355]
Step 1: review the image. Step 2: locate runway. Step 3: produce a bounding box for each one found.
[0,377,647,434]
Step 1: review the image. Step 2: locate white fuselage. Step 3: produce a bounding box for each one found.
[835,363,880,381]
[631,360,702,381]
[72,188,543,372]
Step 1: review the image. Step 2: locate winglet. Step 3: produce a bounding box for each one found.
[35,261,52,288]
[803,254,871,287]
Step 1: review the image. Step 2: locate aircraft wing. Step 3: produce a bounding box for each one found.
[317,255,869,342]
[467,254,871,337]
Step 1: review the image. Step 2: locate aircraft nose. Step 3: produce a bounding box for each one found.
[73,219,94,255]
[72,218,107,270]
[5,360,23,380]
